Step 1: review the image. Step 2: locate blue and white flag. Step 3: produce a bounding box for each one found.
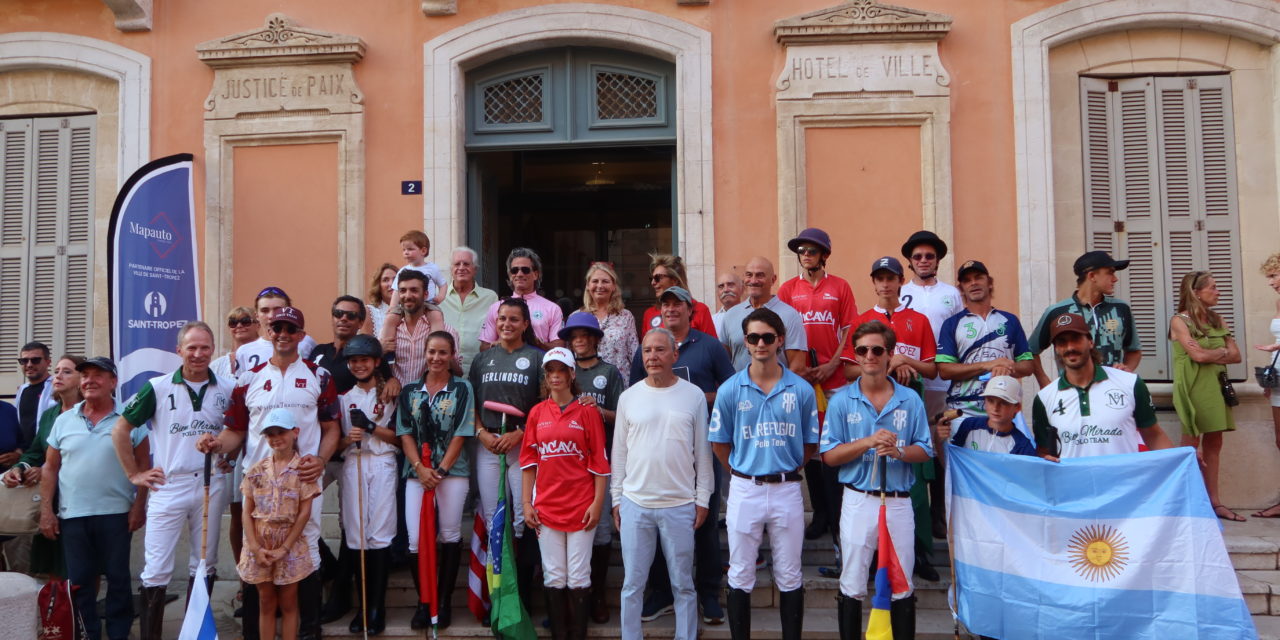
[947,445,1256,640]
[108,153,201,402]
[177,559,218,640]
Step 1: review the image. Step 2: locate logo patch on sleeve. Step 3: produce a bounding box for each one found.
[295,378,308,388]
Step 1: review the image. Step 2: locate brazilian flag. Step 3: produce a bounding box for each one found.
[486,453,536,640]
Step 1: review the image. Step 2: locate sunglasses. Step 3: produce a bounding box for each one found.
[854,345,887,357]
[270,323,300,335]
[256,286,287,299]
[16,357,43,365]
[509,266,533,275]
[332,309,362,321]
[796,246,823,256]
[745,333,778,346]
[911,253,937,261]
[650,273,672,283]
[227,317,254,328]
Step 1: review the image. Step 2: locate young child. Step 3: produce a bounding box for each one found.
[238,408,321,640]
[937,375,1036,456]
[337,336,399,634]
[382,230,448,339]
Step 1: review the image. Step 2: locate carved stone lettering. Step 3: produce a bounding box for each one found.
[775,42,949,98]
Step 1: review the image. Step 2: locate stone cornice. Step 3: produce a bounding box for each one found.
[775,0,951,45]
[197,14,366,69]
[102,0,151,32]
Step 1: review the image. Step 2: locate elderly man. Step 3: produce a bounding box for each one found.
[197,306,340,640]
[1032,313,1173,459]
[711,271,743,337]
[41,357,149,640]
[113,322,233,640]
[613,328,713,640]
[441,245,498,370]
[479,247,564,351]
[719,257,808,373]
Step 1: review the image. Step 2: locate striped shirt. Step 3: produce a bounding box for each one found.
[392,313,459,384]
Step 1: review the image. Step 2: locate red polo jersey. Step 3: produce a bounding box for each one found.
[641,300,718,338]
[844,305,936,365]
[778,274,858,391]
[519,397,611,531]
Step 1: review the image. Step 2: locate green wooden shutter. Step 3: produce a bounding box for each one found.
[0,120,33,370]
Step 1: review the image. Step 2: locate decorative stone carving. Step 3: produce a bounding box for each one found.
[422,0,458,16]
[102,0,152,32]
[775,0,951,44]
[676,0,710,5]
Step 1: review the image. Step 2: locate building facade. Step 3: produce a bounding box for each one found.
[2,0,1278,505]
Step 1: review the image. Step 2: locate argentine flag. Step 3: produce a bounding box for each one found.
[177,559,218,640]
[947,445,1256,640]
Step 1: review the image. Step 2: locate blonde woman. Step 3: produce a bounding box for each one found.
[363,263,398,336]
[1253,254,1280,518]
[581,262,639,384]
[1170,270,1242,521]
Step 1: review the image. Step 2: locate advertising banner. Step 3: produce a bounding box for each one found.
[108,154,201,401]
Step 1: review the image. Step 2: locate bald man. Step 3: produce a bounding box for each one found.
[718,257,808,373]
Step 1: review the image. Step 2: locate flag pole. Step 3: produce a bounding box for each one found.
[201,452,212,564]
[878,446,887,505]
[355,437,369,640]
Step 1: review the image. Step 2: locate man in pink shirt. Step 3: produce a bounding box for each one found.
[479,247,564,352]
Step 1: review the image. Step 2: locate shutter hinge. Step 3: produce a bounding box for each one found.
[1114,221,1125,233]
[1195,220,1204,231]
[1186,78,1198,90]
[1108,81,1119,92]
[57,245,66,256]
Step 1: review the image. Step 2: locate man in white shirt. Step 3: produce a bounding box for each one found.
[612,328,713,640]
[711,271,742,338]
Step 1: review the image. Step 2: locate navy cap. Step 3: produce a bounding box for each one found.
[659,286,694,305]
[76,356,117,376]
[1073,251,1130,278]
[787,228,832,254]
[870,256,904,277]
[957,260,990,280]
[558,311,604,341]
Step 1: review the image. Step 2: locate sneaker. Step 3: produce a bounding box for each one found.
[640,594,674,622]
[699,593,724,625]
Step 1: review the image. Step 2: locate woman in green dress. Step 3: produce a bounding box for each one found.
[1,354,83,575]
[1170,272,1243,521]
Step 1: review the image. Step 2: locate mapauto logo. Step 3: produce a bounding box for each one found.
[129,212,183,259]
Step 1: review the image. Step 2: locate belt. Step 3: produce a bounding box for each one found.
[846,484,910,499]
[731,469,802,484]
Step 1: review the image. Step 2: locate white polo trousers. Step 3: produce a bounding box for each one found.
[340,453,398,550]
[725,475,805,592]
[141,471,226,587]
[838,488,915,600]
[405,475,470,551]
[475,446,525,537]
[538,526,595,588]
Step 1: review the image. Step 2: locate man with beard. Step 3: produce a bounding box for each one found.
[1031,313,1172,459]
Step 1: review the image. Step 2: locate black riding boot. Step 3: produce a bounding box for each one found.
[779,588,804,640]
[241,581,261,640]
[726,587,751,640]
[889,594,917,640]
[407,553,431,630]
[320,542,354,624]
[836,593,862,640]
[436,542,463,629]
[544,587,569,640]
[566,587,590,640]
[366,548,389,635]
[297,570,324,640]
[138,586,167,640]
[588,544,611,623]
[516,532,540,609]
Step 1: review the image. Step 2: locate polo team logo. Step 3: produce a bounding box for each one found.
[849,412,862,424]
[738,399,753,412]
[1105,390,1127,409]
[879,258,891,268]
[515,357,530,370]
[892,409,907,429]
[650,316,661,328]
[781,392,797,413]
[295,378,307,388]
[1053,399,1067,415]
[1067,524,1129,582]
[593,375,607,390]
[1056,315,1074,327]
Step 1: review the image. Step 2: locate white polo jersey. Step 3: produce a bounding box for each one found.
[121,369,234,474]
[900,279,962,392]
[339,385,397,457]
[235,336,317,374]
[225,358,340,472]
[1030,365,1158,459]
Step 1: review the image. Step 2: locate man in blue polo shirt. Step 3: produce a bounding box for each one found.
[710,308,818,640]
[629,285,735,625]
[821,321,933,640]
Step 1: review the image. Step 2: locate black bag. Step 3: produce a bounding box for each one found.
[1255,350,1280,389]
[1218,371,1240,407]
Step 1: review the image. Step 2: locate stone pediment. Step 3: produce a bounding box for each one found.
[775,0,952,44]
[197,14,366,68]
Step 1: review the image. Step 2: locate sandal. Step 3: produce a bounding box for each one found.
[1252,503,1280,519]
[1213,504,1247,522]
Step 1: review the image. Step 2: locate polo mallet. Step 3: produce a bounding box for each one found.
[350,408,370,640]
[201,452,212,565]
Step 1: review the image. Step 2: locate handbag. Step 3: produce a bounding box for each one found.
[1218,370,1240,407]
[0,475,42,535]
[39,578,88,640]
[1255,350,1280,389]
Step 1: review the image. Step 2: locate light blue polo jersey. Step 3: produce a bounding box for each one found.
[46,400,148,519]
[819,378,933,493]
[709,368,819,476]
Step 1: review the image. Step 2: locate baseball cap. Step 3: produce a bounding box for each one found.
[1049,313,1091,343]
[1073,251,1130,277]
[259,407,297,434]
[870,256,904,277]
[76,356,117,376]
[787,227,832,254]
[982,375,1021,404]
[957,260,989,280]
[558,311,604,341]
[901,230,948,261]
[542,347,576,370]
[271,306,305,329]
[659,286,693,305]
